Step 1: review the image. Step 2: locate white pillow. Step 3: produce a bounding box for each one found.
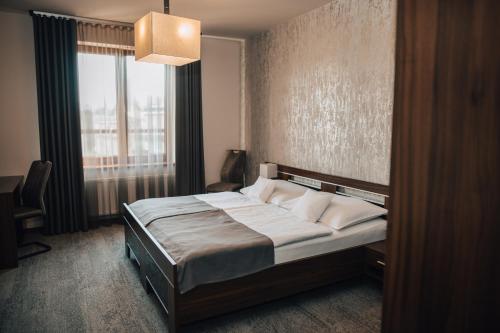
[239,185,253,195]
[319,194,387,230]
[268,180,309,206]
[246,177,275,202]
[291,189,333,223]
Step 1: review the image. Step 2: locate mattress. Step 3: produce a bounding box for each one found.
[196,192,387,264]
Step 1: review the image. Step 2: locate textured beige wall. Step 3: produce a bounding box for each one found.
[246,0,396,185]
[0,10,40,177]
[201,37,242,186]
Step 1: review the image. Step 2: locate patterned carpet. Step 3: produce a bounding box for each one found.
[0,224,382,333]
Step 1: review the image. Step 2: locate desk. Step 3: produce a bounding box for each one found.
[0,176,23,268]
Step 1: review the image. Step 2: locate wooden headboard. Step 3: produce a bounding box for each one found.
[275,164,390,208]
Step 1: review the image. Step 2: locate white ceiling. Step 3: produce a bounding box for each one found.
[0,0,332,37]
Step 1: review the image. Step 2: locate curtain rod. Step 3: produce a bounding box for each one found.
[30,10,246,40]
[30,10,134,27]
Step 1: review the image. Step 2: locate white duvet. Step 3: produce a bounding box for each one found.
[195,192,263,210]
[224,205,333,247]
[196,192,333,247]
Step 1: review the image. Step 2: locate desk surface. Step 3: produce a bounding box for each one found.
[0,176,24,195]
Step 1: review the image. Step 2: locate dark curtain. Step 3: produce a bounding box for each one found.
[175,61,205,195]
[32,14,87,234]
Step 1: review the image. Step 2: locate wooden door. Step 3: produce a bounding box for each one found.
[383,0,500,332]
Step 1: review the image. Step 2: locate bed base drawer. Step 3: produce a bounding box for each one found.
[124,221,171,315]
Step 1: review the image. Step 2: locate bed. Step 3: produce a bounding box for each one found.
[122,164,389,332]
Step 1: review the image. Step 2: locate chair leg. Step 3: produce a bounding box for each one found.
[18,241,52,260]
[16,220,25,245]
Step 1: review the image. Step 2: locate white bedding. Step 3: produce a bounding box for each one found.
[195,192,263,210]
[198,192,333,247]
[275,218,387,264]
[222,204,334,247]
[195,191,387,263]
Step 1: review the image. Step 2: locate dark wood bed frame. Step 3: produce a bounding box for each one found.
[122,164,389,332]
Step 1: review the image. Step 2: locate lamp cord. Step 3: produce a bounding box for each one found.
[164,0,170,14]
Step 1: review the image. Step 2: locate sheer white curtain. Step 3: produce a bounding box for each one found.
[77,22,175,219]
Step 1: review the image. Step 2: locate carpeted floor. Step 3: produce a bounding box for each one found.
[0,224,382,333]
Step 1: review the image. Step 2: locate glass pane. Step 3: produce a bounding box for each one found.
[81,133,118,157]
[126,56,165,157]
[78,53,118,165]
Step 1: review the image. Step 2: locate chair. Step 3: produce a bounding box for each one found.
[14,160,52,260]
[206,150,246,193]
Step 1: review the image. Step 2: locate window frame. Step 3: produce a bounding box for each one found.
[78,52,168,170]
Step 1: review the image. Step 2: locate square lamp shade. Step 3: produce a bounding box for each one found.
[135,12,201,66]
[260,163,278,179]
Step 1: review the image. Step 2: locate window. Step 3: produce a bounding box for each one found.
[78,53,169,169]
[77,23,175,218]
[126,56,166,163]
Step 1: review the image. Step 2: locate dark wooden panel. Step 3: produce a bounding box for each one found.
[277,164,389,196]
[320,183,338,194]
[0,176,23,195]
[383,0,500,332]
[0,176,23,268]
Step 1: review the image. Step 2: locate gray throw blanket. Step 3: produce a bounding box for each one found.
[130,196,218,227]
[129,196,274,293]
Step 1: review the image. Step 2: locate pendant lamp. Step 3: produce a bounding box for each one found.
[134,0,201,66]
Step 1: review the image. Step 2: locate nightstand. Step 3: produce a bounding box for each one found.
[365,241,386,282]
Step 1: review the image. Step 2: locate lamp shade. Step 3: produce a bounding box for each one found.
[260,163,278,179]
[135,12,201,66]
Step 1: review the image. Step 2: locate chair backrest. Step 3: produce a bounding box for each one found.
[220,150,246,183]
[21,160,52,214]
